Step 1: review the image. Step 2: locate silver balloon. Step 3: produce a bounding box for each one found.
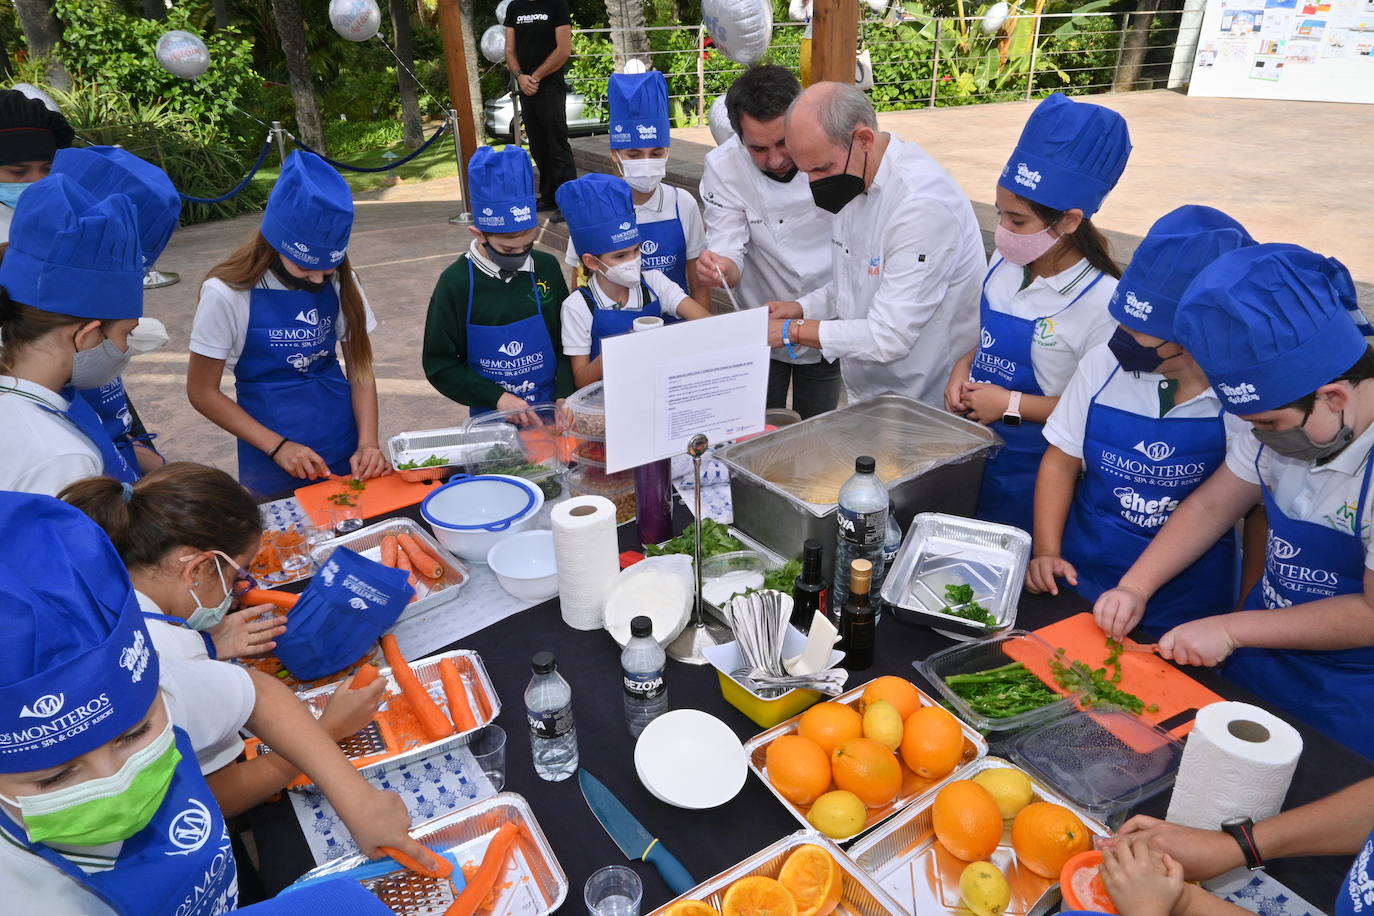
[10,83,59,113]
[864,0,888,12]
[495,0,513,25]
[480,24,507,64]
[981,1,1011,33]
[155,30,211,80]
[329,0,382,42]
[708,95,733,146]
[702,0,773,65]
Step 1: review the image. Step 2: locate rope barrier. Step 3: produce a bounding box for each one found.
[293,121,451,173]
[178,136,275,204]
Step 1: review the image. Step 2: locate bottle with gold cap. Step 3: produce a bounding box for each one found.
[839,558,875,670]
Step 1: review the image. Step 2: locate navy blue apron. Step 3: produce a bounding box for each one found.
[971,258,1105,533]
[1228,443,1374,759]
[0,727,238,916]
[638,190,689,311]
[233,282,357,497]
[464,256,557,418]
[581,279,661,360]
[1336,825,1374,914]
[0,385,136,483]
[1061,366,1238,636]
[77,379,157,478]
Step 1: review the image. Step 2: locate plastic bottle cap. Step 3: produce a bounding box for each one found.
[630,616,652,638]
[531,650,556,674]
[855,456,876,474]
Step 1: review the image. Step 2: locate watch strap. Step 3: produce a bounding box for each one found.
[1221,817,1264,871]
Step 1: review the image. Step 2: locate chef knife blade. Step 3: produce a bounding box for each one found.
[578,768,696,896]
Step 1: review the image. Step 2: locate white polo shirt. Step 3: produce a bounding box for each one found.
[1045,342,1249,460]
[982,256,1119,398]
[560,269,689,357]
[0,377,102,496]
[1228,420,1374,569]
[563,183,706,265]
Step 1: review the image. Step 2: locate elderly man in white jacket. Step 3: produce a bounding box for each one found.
[765,82,985,407]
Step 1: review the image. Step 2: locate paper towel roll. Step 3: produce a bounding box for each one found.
[1165,701,1302,830]
[552,496,621,630]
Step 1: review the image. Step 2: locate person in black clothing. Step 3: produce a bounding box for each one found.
[504,0,578,216]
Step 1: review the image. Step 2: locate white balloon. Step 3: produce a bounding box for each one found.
[10,83,59,113]
[981,1,1011,33]
[480,24,507,64]
[496,0,513,25]
[155,30,211,80]
[329,0,382,42]
[864,0,888,12]
[788,0,810,22]
[708,95,733,146]
[702,0,773,65]
[622,58,647,74]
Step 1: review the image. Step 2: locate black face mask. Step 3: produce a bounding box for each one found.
[269,258,330,294]
[1108,325,1170,374]
[762,165,800,184]
[809,135,867,215]
[483,241,534,273]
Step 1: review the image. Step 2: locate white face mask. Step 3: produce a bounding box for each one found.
[126,318,169,356]
[618,156,667,193]
[184,552,235,631]
[69,336,134,390]
[597,255,642,289]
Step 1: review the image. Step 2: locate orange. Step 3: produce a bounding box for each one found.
[860,676,922,720]
[765,735,832,806]
[830,737,902,808]
[778,844,843,916]
[931,780,1003,861]
[663,903,722,916]
[797,702,863,756]
[900,705,965,780]
[1012,802,1093,878]
[721,875,798,916]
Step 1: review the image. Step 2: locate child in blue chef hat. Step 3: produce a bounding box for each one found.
[556,172,711,387]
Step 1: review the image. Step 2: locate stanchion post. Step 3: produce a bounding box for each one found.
[271,120,289,165]
[437,0,480,225]
[449,108,473,225]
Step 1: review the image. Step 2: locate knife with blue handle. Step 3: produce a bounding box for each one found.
[579,768,696,896]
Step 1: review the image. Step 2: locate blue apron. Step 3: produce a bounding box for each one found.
[582,279,661,360]
[1061,367,1238,636]
[77,379,158,478]
[464,256,557,418]
[638,190,689,307]
[1337,825,1374,915]
[0,727,238,916]
[233,282,358,498]
[1,385,136,483]
[142,611,218,660]
[1227,443,1374,759]
[971,259,1105,533]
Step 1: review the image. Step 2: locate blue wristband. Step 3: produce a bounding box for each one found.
[782,319,800,361]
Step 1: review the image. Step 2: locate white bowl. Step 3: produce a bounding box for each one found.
[486,530,559,601]
[421,474,545,562]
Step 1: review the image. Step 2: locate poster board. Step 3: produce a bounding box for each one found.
[1187,0,1374,103]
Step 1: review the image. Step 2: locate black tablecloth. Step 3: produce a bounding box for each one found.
[250,505,1370,912]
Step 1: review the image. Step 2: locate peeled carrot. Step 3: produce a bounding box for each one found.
[394,548,419,588]
[408,535,448,569]
[380,635,454,742]
[380,845,453,879]
[239,588,298,610]
[349,662,381,689]
[398,532,444,579]
[380,534,400,568]
[438,658,478,732]
[444,823,522,916]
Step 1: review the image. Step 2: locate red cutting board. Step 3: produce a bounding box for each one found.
[294,474,444,527]
[1006,612,1224,743]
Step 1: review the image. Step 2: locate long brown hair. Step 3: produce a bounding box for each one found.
[0,286,87,375]
[207,232,375,386]
[1024,198,1122,279]
[60,462,263,570]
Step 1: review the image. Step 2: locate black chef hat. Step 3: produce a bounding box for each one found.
[0,89,75,166]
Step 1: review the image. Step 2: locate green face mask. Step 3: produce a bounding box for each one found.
[1,718,181,847]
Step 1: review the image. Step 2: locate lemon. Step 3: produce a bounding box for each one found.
[806,790,867,838]
[959,861,1011,916]
[861,699,904,751]
[973,767,1035,820]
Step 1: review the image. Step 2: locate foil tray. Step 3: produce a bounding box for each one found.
[388,424,522,483]
[848,756,1111,916]
[647,830,907,915]
[742,678,988,844]
[291,792,567,915]
[311,516,469,615]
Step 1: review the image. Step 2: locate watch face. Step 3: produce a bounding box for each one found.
[1003,414,1022,427]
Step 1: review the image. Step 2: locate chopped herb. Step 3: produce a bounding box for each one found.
[644,519,746,558]
[1048,638,1152,714]
[347,478,366,491]
[939,583,996,626]
[326,493,356,507]
[943,661,1060,719]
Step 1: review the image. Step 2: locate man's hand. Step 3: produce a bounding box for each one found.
[696,251,740,290]
[765,300,803,320]
[517,73,539,96]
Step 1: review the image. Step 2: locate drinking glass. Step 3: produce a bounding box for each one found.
[584,865,642,916]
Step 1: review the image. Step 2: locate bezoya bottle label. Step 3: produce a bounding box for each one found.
[838,505,885,547]
[624,669,665,700]
[528,703,574,739]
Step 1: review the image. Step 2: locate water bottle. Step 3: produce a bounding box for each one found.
[831,456,889,621]
[621,615,669,738]
[525,651,578,781]
[873,502,903,625]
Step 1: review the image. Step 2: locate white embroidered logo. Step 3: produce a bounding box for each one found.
[294,308,319,326]
[119,630,149,683]
[482,207,494,216]
[509,205,532,220]
[320,559,339,586]
[640,239,659,255]
[1123,290,1152,320]
[1218,381,1260,405]
[348,597,368,611]
[980,327,995,350]
[19,694,64,719]
[636,124,658,140]
[166,798,213,857]
[1133,440,1176,462]
[1269,534,1300,560]
[292,241,310,252]
[498,339,525,357]
[1013,162,1041,191]
[618,222,632,231]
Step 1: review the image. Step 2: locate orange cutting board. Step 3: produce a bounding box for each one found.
[294,473,445,527]
[1006,612,1224,743]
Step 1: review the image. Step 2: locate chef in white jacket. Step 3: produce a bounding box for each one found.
[697,65,838,419]
[764,81,985,407]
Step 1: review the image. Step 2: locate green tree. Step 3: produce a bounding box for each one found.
[270,0,326,151]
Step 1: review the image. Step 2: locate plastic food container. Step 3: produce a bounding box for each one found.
[916,629,1081,733]
[565,380,606,440]
[486,529,558,601]
[388,424,520,483]
[567,464,635,523]
[463,403,571,501]
[703,625,845,728]
[570,439,607,468]
[420,474,545,562]
[701,550,768,609]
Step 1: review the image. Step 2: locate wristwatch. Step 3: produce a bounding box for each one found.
[1221,816,1265,871]
[1002,390,1023,427]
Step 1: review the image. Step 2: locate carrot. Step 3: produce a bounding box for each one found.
[408,535,449,569]
[380,634,454,742]
[239,588,298,610]
[380,845,453,879]
[398,532,444,579]
[394,548,419,588]
[438,658,478,732]
[349,662,381,689]
[381,534,400,568]
[444,823,522,916]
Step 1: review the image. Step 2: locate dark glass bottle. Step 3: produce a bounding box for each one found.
[790,539,825,633]
[839,558,875,670]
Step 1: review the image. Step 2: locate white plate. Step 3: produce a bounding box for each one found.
[633,709,747,810]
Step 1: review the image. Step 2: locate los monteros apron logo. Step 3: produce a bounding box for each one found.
[980,327,995,350]
[166,798,213,857]
[348,597,368,611]
[1269,534,1301,560]
[1133,440,1176,461]
[640,239,660,256]
[498,339,525,357]
[294,308,319,326]
[19,694,63,719]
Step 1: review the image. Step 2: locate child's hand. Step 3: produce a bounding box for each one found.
[1100,835,1185,916]
[318,678,387,741]
[1108,814,1245,881]
[210,607,287,659]
[333,782,441,870]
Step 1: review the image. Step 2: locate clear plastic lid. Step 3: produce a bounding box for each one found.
[566,463,633,495]
[463,403,572,482]
[565,381,606,441]
[916,629,1079,732]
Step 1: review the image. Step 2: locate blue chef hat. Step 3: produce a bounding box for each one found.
[0,173,143,320]
[1175,243,1372,414]
[51,146,183,267]
[261,150,353,269]
[998,92,1131,218]
[1109,206,1254,341]
[608,71,671,150]
[556,173,640,259]
[0,494,159,773]
[469,145,537,233]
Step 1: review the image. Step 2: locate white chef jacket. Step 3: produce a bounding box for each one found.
[796,133,985,406]
[0,204,12,244]
[700,135,833,365]
[0,376,103,495]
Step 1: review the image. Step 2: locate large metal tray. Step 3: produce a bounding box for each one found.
[743,678,988,843]
[311,517,469,615]
[647,830,908,915]
[291,793,567,915]
[848,757,1110,916]
[388,424,522,483]
[880,513,1030,638]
